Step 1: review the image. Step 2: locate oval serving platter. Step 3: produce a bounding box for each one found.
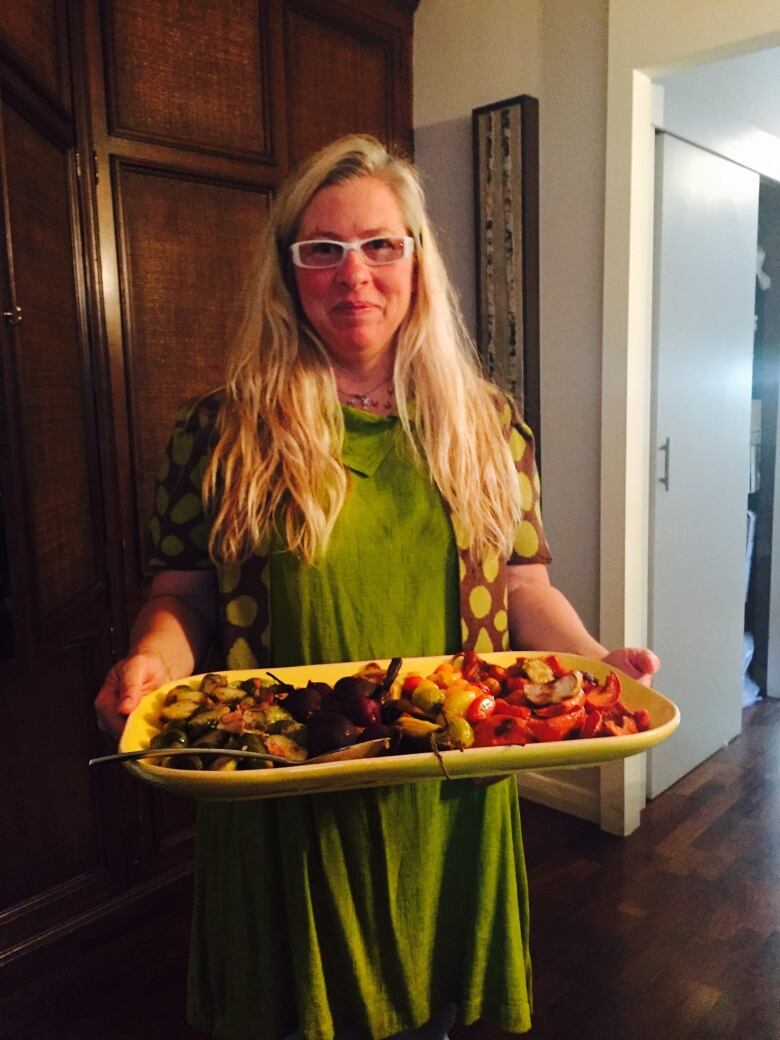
[118,651,680,801]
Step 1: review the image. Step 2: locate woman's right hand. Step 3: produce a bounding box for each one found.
[94,650,171,739]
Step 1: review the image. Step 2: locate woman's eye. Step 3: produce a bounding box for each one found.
[310,241,341,255]
[363,238,398,259]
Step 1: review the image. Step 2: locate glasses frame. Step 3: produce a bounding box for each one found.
[289,235,415,269]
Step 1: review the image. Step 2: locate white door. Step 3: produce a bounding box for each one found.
[648,133,759,798]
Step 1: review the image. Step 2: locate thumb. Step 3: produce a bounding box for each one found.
[116,656,157,716]
[631,647,660,677]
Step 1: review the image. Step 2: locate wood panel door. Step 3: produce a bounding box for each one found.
[0,81,118,967]
[81,0,416,877]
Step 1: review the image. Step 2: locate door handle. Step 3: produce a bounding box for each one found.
[658,437,670,491]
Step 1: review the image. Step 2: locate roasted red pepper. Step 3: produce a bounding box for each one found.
[527,706,587,742]
[473,714,534,747]
[533,689,586,718]
[544,654,570,679]
[579,708,605,739]
[585,671,621,709]
[493,700,532,719]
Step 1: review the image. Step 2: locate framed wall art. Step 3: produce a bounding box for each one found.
[472,94,541,454]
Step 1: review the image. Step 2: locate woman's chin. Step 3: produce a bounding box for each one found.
[323,334,393,367]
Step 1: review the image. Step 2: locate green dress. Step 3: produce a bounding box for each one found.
[149,401,551,1040]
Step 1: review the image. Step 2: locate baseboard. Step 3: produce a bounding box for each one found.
[516,767,601,823]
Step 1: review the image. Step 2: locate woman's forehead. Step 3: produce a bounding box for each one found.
[298,176,407,237]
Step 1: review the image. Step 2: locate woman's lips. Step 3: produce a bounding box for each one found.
[330,299,378,318]
[330,301,379,317]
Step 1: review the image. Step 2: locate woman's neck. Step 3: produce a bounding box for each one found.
[330,358,397,415]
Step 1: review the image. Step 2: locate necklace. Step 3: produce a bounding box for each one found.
[336,378,395,411]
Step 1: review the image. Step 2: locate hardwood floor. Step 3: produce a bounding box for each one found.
[3,698,779,1040]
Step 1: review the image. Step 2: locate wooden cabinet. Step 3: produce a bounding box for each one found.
[0,0,416,979]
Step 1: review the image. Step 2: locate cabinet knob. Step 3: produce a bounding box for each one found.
[3,306,22,325]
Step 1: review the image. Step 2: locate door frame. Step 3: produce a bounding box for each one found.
[599,16,780,658]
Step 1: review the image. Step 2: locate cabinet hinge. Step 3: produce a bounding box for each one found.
[75,151,99,186]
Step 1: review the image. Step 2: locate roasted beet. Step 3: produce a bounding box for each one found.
[306,712,358,756]
[356,723,398,745]
[284,682,327,723]
[340,695,381,727]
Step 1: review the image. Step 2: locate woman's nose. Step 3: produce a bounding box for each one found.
[337,248,370,285]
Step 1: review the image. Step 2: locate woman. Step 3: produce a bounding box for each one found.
[96,134,658,1040]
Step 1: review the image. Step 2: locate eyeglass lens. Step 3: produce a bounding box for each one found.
[295,237,409,268]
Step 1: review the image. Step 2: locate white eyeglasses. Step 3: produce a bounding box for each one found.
[290,235,414,269]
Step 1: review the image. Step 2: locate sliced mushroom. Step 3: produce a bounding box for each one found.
[523,670,583,706]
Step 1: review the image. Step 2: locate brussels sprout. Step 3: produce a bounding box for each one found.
[200,672,229,695]
[262,734,308,762]
[164,684,202,705]
[192,729,229,749]
[242,704,293,733]
[210,756,239,772]
[184,704,231,739]
[150,726,188,750]
[166,753,204,770]
[160,699,201,723]
[210,683,245,705]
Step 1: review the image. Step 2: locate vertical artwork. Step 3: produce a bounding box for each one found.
[473,95,540,452]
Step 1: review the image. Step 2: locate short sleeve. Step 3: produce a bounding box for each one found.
[501,402,553,566]
[146,397,219,572]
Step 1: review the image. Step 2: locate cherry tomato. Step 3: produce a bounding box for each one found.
[465,693,496,723]
[527,706,587,742]
[402,674,425,695]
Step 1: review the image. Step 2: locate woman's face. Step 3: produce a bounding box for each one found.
[292,176,415,372]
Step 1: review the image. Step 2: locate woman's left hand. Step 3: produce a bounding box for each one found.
[600,647,660,686]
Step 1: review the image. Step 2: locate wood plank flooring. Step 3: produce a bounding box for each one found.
[2,698,778,1040]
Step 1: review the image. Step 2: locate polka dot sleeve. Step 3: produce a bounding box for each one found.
[146,397,219,572]
[505,410,553,566]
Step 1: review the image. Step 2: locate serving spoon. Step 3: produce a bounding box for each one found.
[89,737,391,769]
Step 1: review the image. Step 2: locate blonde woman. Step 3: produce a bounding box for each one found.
[96,135,658,1040]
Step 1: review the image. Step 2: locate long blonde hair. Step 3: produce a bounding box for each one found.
[204,134,523,565]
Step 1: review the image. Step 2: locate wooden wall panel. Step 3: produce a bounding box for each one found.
[285,6,392,165]
[2,104,97,619]
[0,0,68,112]
[113,165,271,563]
[0,0,418,981]
[103,0,272,160]
[1,647,99,908]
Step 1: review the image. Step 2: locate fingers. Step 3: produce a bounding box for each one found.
[601,647,661,684]
[94,663,127,738]
[626,647,661,681]
[94,652,171,739]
